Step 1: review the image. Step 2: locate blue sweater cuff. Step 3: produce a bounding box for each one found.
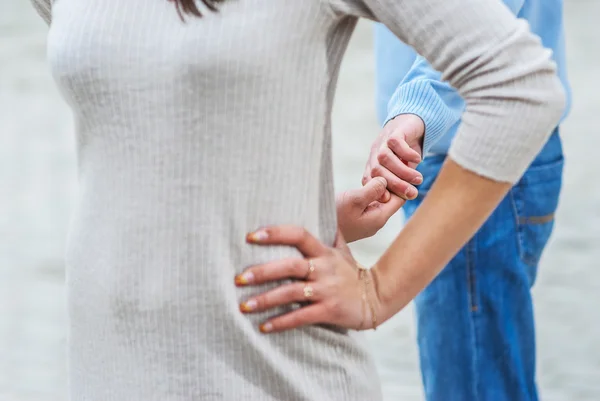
[384,80,458,155]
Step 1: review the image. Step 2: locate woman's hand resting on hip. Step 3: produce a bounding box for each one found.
[235,226,390,334]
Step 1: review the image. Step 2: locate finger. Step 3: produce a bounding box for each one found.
[363,162,390,202]
[235,258,321,286]
[377,147,423,186]
[379,189,391,203]
[370,164,418,200]
[346,177,388,209]
[239,282,323,314]
[247,225,329,258]
[362,176,389,204]
[387,136,422,164]
[364,194,406,223]
[380,194,406,214]
[405,160,419,170]
[361,195,405,233]
[362,161,373,186]
[259,304,325,333]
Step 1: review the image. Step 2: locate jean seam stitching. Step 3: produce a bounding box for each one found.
[467,238,477,312]
[508,188,526,263]
[466,237,480,400]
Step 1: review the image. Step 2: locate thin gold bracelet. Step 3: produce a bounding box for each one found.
[356,262,378,330]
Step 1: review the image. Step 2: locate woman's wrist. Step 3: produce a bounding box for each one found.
[368,159,512,326]
[369,261,413,326]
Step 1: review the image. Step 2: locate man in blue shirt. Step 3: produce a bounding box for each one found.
[369,1,570,400]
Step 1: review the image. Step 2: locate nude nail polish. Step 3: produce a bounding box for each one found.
[247,230,269,242]
[259,322,273,333]
[235,272,254,285]
[240,299,257,312]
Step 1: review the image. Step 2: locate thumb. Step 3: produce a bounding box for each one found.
[377,194,406,219]
[358,177,388,207]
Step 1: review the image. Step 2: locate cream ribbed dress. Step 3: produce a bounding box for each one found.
[30,0,564,400]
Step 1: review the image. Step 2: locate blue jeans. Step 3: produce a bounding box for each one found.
[403,129,564,401]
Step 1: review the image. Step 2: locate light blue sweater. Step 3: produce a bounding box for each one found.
[376,0,571,155]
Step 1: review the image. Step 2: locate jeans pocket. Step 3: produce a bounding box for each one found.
[510,158,564,267]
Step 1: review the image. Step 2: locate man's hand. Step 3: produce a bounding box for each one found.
[336,177,405,243]
[363,114,425,200]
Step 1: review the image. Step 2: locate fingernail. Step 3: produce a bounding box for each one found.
[259,322,273,333]
[405,187,416,199]
[411,175,423,185]
[235,272,254,286]
[247,229,269,243]
[240,299,257,312]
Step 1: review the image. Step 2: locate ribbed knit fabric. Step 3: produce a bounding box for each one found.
[386,79,463,156]
[31,0,564,400]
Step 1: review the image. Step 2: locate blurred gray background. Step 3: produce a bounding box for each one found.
[1,1,599,400]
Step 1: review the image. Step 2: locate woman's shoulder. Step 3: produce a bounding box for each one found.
[31,0,52,26]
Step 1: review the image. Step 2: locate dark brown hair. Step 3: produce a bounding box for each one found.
[171,0,224,18]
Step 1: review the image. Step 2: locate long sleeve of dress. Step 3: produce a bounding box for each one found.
[326,0,566,183]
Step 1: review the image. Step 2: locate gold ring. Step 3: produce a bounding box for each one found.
[303,285,314,299]
[304,259,315,280]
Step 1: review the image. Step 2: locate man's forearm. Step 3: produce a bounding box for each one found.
[385,57,464,154]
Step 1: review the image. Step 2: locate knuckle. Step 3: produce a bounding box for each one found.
[297,228,312,248]
[348,193,363,207]
[300,227,310,241]
[372,177,386,191]
[251,268,264,283]
[389,181,406,196]
[290,259,305,277]
[376,150,389,164]
[290,227,305,244]
[371,165,384,177]
[254,295,267,310]
[387,137,400,149]
[295,284,307,301]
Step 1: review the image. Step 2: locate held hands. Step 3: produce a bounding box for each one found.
[336,177,405,243]
[233,180,403,333]
[233,115,426,334]
[336,113,426,242]
[235,226,386,333]
[363,114,425,200]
